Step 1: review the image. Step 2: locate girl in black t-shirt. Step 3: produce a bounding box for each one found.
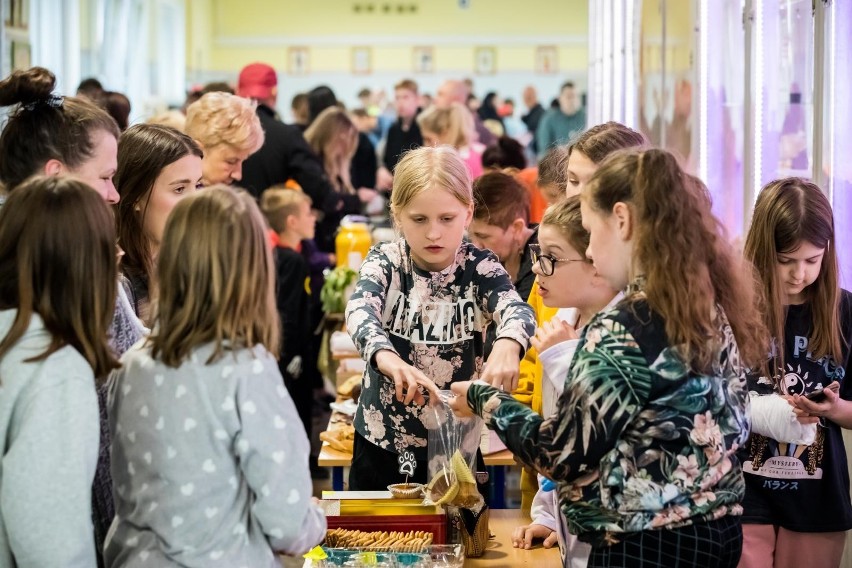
[741,178,852,568]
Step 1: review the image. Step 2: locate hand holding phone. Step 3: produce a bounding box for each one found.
[805,382,840,403]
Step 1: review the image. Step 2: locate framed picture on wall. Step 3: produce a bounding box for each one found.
[352,46,371,75]
[535,46,558,74]
[412,46,433,74]
[11,41,30,71]
[474,47,496,75]
[288,46,310,75]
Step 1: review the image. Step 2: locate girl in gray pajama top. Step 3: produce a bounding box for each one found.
[105,187,325,567]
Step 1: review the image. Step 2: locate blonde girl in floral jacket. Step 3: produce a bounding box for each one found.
[345,145,535,490]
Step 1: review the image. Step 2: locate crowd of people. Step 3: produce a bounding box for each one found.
[0,59,849,568]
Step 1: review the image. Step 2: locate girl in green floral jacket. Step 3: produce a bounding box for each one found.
[447,149,768,567]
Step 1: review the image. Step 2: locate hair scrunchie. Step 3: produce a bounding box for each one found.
[22,93,65,112]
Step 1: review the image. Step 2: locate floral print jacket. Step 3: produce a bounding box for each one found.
[346,239,535,458]
[467,289,750,547]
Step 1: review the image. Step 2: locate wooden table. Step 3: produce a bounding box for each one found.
[276,510,562,567]
[318,434,516,508]
[465,509,562,567]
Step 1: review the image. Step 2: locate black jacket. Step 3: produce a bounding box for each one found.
[521,103,546,154]
[351,132,377,189]
[383,115,424,172]
[240,104,335,212]
[273,245,311,367]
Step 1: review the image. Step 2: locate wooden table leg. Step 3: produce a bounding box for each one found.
[332,466,344,491]
[488,465,506,509]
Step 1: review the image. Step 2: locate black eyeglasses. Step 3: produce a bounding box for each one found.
[530,244,587,276]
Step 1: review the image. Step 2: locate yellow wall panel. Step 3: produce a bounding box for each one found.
[187,0,590,110]
[372,46,408,71]
[432,47,469,73]
[189,0,590,75]
[211,0,587,38]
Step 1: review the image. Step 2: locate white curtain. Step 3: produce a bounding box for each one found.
[30,0,82,94]
[30,0,186,121]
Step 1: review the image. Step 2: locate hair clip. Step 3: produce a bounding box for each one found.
[22,94,65,112]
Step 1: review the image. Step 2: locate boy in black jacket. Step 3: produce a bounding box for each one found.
[260,188,317,449]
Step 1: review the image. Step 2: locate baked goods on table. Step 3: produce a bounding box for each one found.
[324,528,434,552]
[337,374,362,400]
[319,423,355,453]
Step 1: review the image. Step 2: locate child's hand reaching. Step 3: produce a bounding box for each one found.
[511,523,557,550]
[374,350,427,405]
[449,381,474,418]
[481,338,522,392]
[530,318,578,353]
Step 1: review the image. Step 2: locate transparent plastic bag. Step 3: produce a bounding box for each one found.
[422,391,484,512]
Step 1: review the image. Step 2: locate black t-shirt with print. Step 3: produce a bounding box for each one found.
[741,289,852,532]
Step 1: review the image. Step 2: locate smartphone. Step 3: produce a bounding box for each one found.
[806,390,829,403]
[806,382,840,403]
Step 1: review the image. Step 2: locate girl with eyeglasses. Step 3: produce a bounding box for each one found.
[511,195,620,567]
[513,122,648,515]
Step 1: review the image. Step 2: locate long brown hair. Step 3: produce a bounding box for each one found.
[0,67,120,191]
[744,178,842,377]
[149,185,279,367]
[585,148,767,370]
[115,124,203,295]
[0,176,119,378]
[304,106,358,194]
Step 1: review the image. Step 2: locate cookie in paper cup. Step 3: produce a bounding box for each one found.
[387,483,425,499]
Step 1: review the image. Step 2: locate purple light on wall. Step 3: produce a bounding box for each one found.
[828,3,852,287]
[706,86,745,239]
[704,0,745,239]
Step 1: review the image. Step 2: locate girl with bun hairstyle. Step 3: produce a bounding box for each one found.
[0,66,120,202]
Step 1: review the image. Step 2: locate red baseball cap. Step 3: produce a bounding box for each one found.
[238,62,278,100]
